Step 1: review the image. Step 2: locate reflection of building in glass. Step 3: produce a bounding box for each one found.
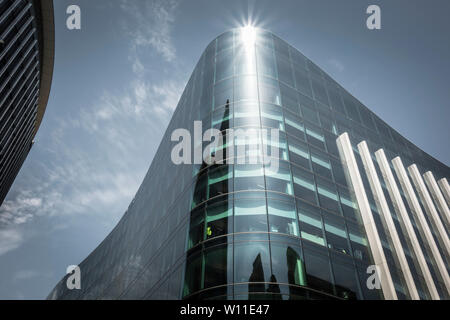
[48,27,449,300]
[0,0,54,205]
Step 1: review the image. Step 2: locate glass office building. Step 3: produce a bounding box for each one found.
[0,0,54,206]
[48,27,449,300]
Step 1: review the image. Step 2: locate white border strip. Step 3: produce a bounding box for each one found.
[437,178,450,208]
[425,174,450,229]
[409,165,450,263]
[337,133,397,300]
[358,142,419,299]
[375,149,439,299]
[392,157,450,296]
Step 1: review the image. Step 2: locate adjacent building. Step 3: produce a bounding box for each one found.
[48,27,449,300]
[0,0,54,205]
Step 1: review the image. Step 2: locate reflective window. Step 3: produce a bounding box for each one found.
[294,67,312,97]
[206,198,233,240]
[183,252,202,296]
[298,201,325,246]
[324,214,350,255]
[234,242,271,285]
[276,56,295,87]
[270,243,306,286]
[265,160,293,195]
[235,75,258,101]
[303,242,334,294]
[310,148,332,179]
[330,252,360,299]
[214,79,233,109]
[234,198,268,233]
[347,222,370,262]
[305,124,326,150]
[288,137,310,169]
[188,205,205,249]
[258,76,281,105]
[212,105,232,132]
[262,131,288,160]
[284,112,305,141]
[234,164,265,191]
[192,172,207,208]
[339,187,359,220]
[215,49,234,82]
[316,176,341,214]
[233,102,260,127]
[217,31,234,53]
[256,46,277,78]
[208,165,233,198]
[204,244,233,289]
[280,83,299,114]
[268,197,298,236]
[327,87,346,115]
[311,76,329,106]
[292,166,317,204]
[260,103,284,131]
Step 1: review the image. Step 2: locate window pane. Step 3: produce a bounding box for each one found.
[276,56,295,87]
[234,198,268,232]
[347,222,370,262]
[204,244,233,289]
[298,201,325,246]
[258,76,281,105]
[234,242,271,286]
[183,252,202,297]
[316,176,340,213]
[327,87,346,115]
[215,49,233,82]
[288,137,310,170]
[265,160,293,195]
[268,197,298,236]
[214,79,233,109]
[206,198,233,239]
[303,243,334,294]
[311,76,329,106]
[330,252,360,299]
[285,112,305,141]
[208,165,233,198]
[271,243,306,286]
[310,148,332,179]
[235,75,258,101]
[339,187,359,220]
[234,164,265,191]
[260,103,284,131]
[280,83,299,114]
[324,214,350,255]
[292,166,317,204]
[294,67,312,97]
[188,205,205,248]
[256,46,277,78]
[217,31,234,53]
[305,124,326,150]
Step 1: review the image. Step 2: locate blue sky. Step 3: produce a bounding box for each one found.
[0,0,449,299]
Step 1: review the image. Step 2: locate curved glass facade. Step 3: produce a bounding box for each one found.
[48,28,449,300]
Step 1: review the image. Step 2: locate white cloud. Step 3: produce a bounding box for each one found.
[0,0,186,257]
[120,0,180,63]
[13,270,39,281]
[0,229,23,256]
